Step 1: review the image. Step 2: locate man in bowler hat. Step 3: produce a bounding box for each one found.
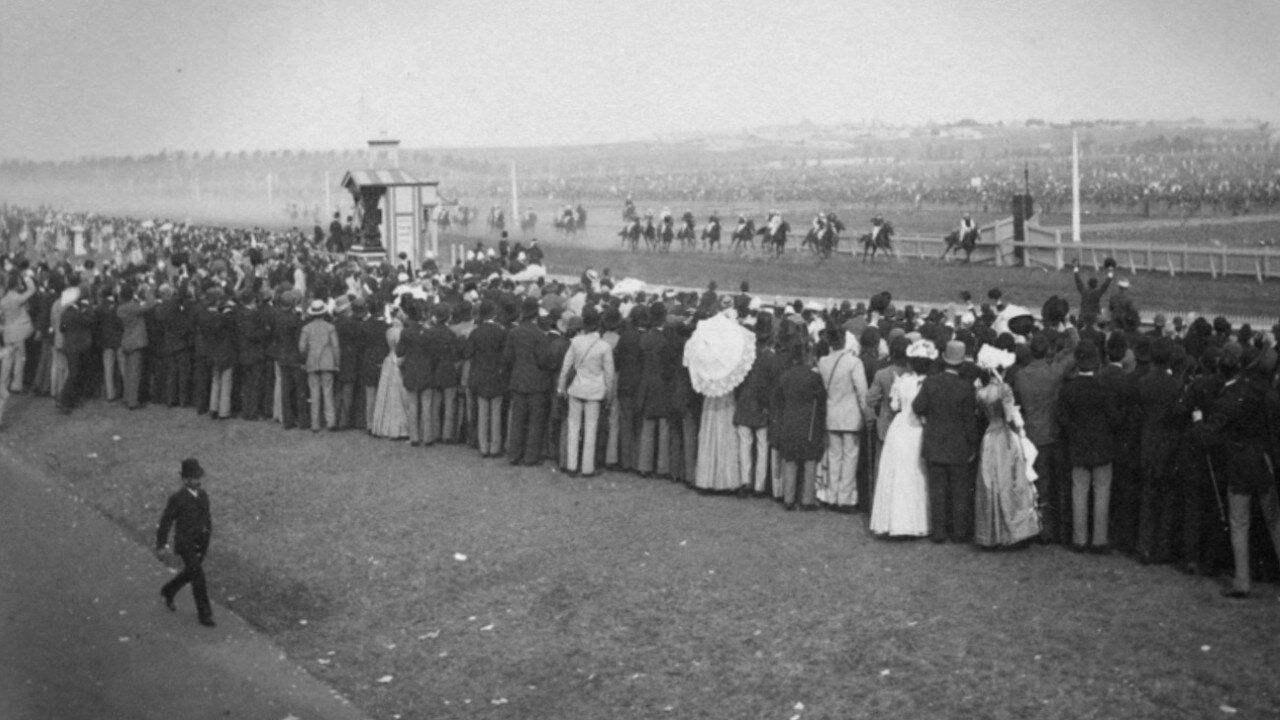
[913,340,980,542]
[156,458,216,627]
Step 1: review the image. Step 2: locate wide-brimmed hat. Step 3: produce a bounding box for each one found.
[180,457,204,479]
[943,341,966,365]
[307,299,327,317]
[334,295,352,316]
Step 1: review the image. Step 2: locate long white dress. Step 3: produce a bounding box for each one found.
[869,373,930,537]
[369,324,410,439]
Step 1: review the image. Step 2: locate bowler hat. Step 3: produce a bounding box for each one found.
[180,458,204,479]
[943,341,966,366]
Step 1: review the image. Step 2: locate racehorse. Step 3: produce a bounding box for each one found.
[757,219,790,257]
[860,221,895,262]
[575,204,588,230]
[487,207,505,235]
[677,218,697,249]
[659,221,675,253]
[700,219,722,251]
[642,217,657,251]
[520,211,537,234]
[554,213,577,238]
[455,206,473,231]
[730,219,756,251]
[941,227,979,263]
[618,218,641,251]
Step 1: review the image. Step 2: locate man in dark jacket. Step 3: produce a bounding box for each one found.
[465,300,509,457]
[155,288,193,407]
[913,340,981,542]
[96,289,124,401]
[235,292,270,421]
[56,295,95,414]
[333,295,363,430]
[1193,343,1280,598]
[1097,332,1143,553]
[1136,337,1184,564]
[1057,340,1123,552]
[271,291,307,429]
[612,305,644,472]
[156,458,215,627]
[636,303,670,477]
[504,298,550,465]
[734,314,780,495]
[398,302,431,445]
[424,304,461,444]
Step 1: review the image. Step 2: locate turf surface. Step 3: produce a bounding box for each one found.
[7,396,1279,719]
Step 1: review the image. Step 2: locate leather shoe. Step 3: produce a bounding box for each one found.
[161,591,175,612]
[199,616,217,627]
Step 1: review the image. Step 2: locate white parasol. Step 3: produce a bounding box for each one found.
[683,313,755,398]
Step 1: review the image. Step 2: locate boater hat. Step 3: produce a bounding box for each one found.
[181,458,205,479]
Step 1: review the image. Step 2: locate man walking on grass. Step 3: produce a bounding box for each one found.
[156,458,216,627]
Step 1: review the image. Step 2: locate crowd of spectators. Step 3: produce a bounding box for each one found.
[2,203,1279,600]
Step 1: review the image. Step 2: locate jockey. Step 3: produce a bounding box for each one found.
[870,215,888,243]
[768,212,783,235]
[959,212,976,237]
[660,207,673,225]
[682,209,695,227]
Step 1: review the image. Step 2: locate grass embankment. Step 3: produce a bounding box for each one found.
[5,395,1278,719]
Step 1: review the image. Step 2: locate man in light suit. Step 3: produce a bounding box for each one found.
[816,327,870,511]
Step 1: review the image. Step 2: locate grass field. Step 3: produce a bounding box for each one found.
[450,231,1280,321]
[7,394,1279,719]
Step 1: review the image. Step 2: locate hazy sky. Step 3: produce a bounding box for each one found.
[2,0,1278,160]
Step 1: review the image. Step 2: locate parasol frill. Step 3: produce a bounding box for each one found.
[683,313,755,398]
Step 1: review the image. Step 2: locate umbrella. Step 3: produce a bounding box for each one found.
[609,277,645,297]
[140,220,155,229]
[683,313,755,398]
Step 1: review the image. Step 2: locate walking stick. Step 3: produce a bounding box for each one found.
[1205,454,1228,528]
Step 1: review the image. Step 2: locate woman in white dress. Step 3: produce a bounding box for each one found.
[869,339,935,537]
[369,309,410,439]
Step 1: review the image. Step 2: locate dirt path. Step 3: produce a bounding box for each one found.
[0,444,370,720]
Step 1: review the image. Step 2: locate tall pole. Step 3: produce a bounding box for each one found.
[324,170,332,216]
[510,161,520,225]
[1071,130,1081,243]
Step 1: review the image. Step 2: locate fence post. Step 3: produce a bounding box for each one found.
[1055,230,1063,270]
[1128,249,1137,275]
[1256,256,1264,284]
[1209,256,1217,279]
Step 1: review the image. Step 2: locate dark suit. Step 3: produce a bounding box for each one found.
[57,302,95,411]
[466,321,508,455]
[1057,372,1122,547]
[155,299,193,406]
[398,322,431,444]
[504,320,550,464]
[236,305,270,420]
[334,314,363,429]
[1097,362,1143,551]
[612,325,643,470]
[1135,369,1184,561]
[156,487,214,621]
[913,367,979,542]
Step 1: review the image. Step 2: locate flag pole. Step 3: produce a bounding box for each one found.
[510,161,520,227]
[1072,131,1081,244]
